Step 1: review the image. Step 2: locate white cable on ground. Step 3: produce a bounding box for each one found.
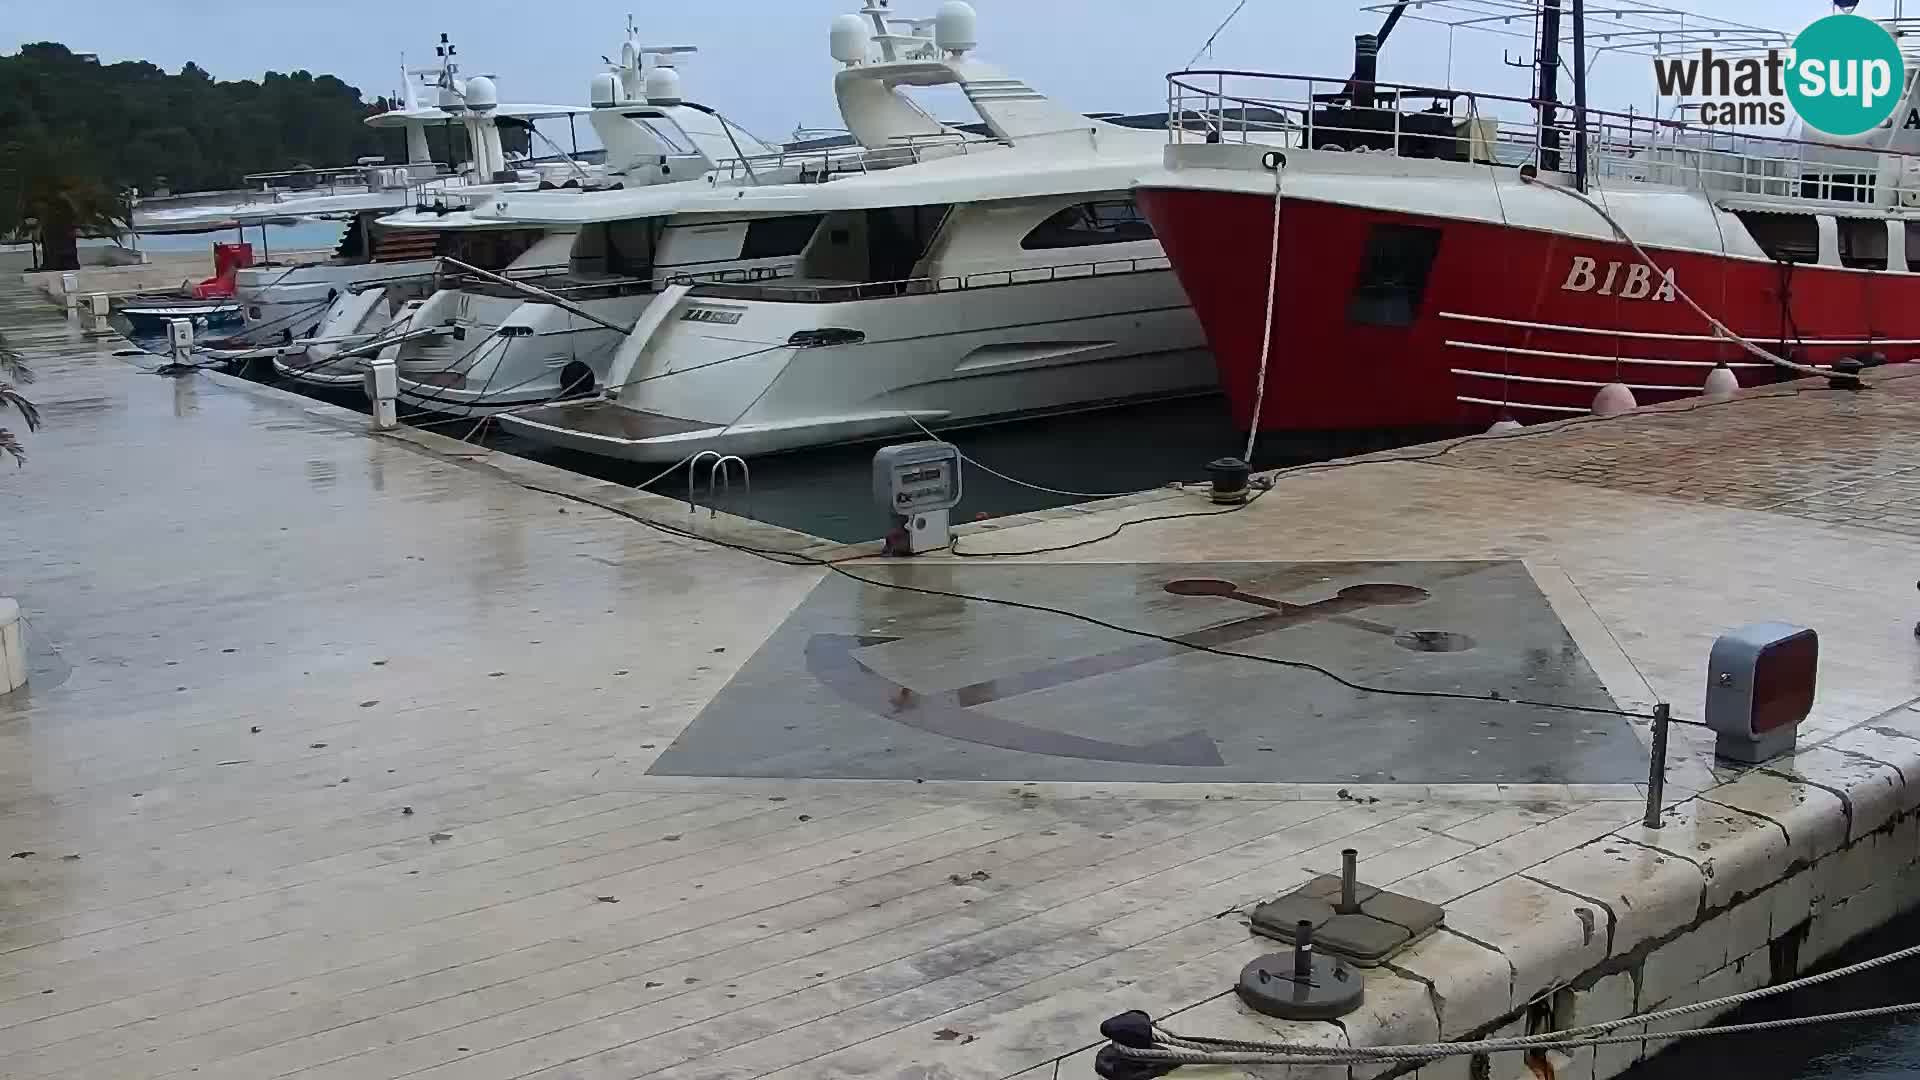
[1242,157,1285,465]
[1521,172,1832,380]
[1112,939,1920,1066]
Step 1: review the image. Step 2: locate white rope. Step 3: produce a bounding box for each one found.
[902,414,1153,500]
[1111,939,1920,1066]
[1520,172,1832,381]
[1243,157,1285,464]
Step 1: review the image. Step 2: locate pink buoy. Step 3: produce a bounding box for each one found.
[1702,363,1739,402]
[1592,382,1638,417]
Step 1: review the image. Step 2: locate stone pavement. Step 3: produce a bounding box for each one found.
[5,268,1920,1080]
[1428,373,1920,534]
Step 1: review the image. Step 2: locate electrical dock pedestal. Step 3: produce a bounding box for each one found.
[874,439,961,555]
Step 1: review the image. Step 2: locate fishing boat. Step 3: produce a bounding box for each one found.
[1132,0,1920,445]
[489,0,1215,463]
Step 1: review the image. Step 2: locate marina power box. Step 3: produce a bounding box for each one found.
[1705,622,1818,764]
[874,441,961,555]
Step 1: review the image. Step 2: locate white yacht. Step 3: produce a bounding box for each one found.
[379,22,893,417]
[137,36,589,344]
[489,1,1215,463]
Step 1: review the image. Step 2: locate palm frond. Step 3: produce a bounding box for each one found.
[0,426,23,466]
[0,337,34,385]
[1,384,42,433]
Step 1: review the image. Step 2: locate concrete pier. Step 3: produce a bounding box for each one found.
[3,273,1920,1080]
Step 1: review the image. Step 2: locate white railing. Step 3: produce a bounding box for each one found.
[702,131,998,186]
[1166,70,1920,211]
[687,255,1170,304]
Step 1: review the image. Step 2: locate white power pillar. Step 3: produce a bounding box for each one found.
[366,356,400,430]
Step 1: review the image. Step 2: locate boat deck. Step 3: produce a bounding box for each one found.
[7,272,1920,1079]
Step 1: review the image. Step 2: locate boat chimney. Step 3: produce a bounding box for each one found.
[1351,33,1379,109]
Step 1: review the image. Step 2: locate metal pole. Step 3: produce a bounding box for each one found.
[1643,702,1670,829]
[1572,0,1589,190]
[1339,849,1359,913]
[1537,0,1563,173]
[1293,920,1314,979]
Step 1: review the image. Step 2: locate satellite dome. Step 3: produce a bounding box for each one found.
[437,77,466,113]
[462,74,498,113]
[830,13,869,65]
[935,1,978,55]
[589,72,621,108]
[644,64,682,104]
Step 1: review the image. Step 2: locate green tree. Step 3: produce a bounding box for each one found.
[0,42,407,198]
[0,134,131,271]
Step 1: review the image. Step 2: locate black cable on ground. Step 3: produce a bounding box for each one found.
[514,480,1669,725]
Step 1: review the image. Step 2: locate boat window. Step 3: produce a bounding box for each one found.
[1798,172,1874,203]
[1735,211,1819,263]
[741,215,826,261]
[1907,223,1920,270]
[867,204,951,285]
[571,219,659,281]
[1346,224,1441,328]
[1838,218,1889,271]
[1021,200,1156,250]
[621,114,696,156]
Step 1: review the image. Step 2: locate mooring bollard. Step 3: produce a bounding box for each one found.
[86,293,110,335]
[61,273,79,312]
[1643,702,1670,829]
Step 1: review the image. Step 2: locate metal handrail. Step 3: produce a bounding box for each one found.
[687,255,1171,304]
[1164,68,1920,211]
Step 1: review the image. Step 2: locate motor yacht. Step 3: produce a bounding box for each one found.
[487,0,1215,463]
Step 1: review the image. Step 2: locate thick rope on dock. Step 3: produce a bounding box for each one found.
[1105,940,1920,1067]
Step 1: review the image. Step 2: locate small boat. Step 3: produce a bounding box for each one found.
[117,298,245,336]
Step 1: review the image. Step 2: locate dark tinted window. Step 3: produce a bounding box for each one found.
[1736,211,1819,263]
[1839,218,1888,271]
[742,214,825,260]
[1021,200,1156,250]
[1346,224,1442,327]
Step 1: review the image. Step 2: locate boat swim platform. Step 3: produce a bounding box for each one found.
[8,273,1920,1080]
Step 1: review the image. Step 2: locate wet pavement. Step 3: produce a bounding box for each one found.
[653,560,1641,783]
[8,274,1920,1080]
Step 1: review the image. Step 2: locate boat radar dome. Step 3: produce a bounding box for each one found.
[590,71,622,108]
[437,77,467,113]
[935,1,977,56]
[462,75,498,113]
[644,64,682,105]
[830,13,870,65]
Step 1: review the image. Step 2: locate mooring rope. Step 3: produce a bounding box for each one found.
[1107,940,1920,1066]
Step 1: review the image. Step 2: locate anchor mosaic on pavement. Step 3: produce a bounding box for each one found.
[648,560,1648,783]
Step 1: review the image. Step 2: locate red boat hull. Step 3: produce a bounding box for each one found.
[1135,187,1917,433]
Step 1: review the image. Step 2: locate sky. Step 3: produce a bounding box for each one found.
[3,0,1906,143]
